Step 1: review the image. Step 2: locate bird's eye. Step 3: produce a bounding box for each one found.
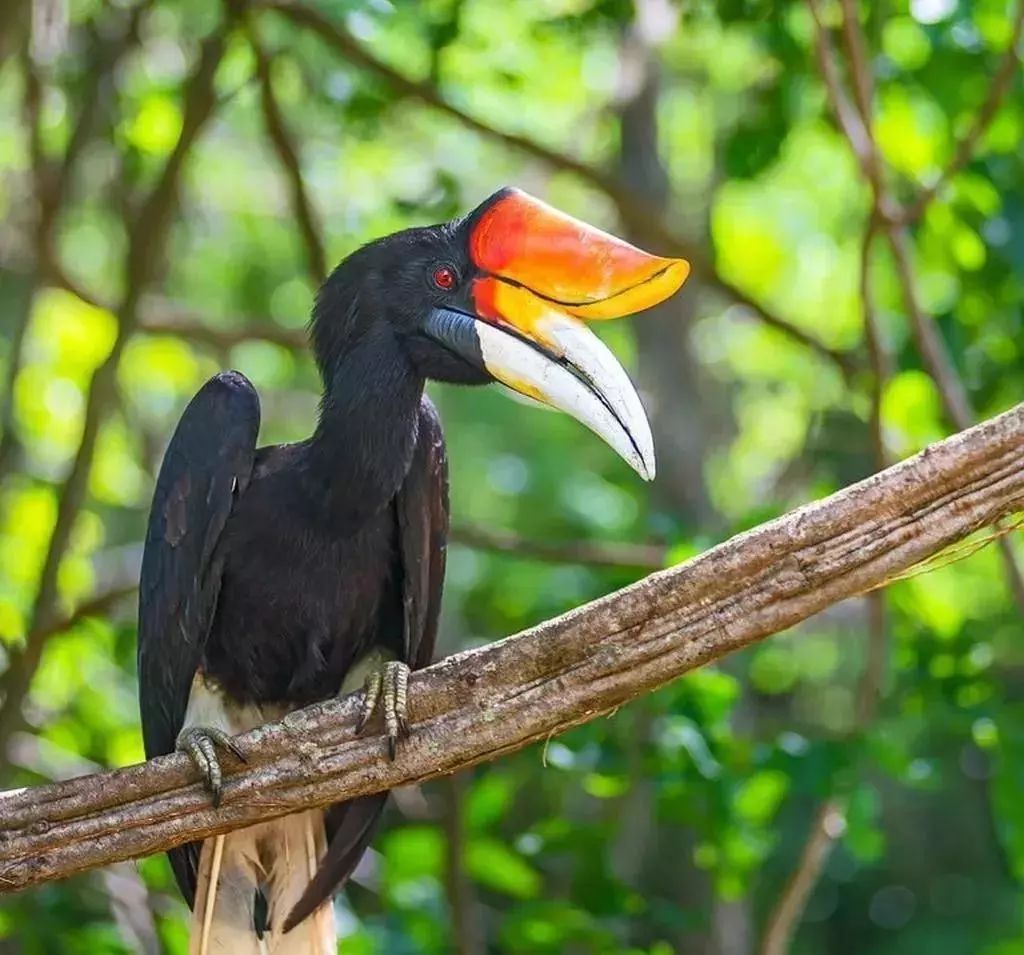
[432,266,457,291]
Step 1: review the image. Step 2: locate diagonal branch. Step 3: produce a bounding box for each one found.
[885,227,974,428]
[9,583,137,651]
[837,0,873,128]
[0,402,1022,891]
[904,2,1024,221]
[255,0,856,378]
[249,30,328,286]
[450,524,667,570]
[806,0,887,206]
[760,799,847,955]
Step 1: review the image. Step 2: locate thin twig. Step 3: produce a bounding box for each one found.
[807,0,1024,617]
[838,0,873,128]
[806,0,886,202]
[441,775,485,955]
[249,31,328,286]
[3,583,137,653]
[857,221,891,731]
[860,223,890,468]
[886,228,974,428]
[856,592,887,728]
[905,2,1024,221]
[760,799,847,955]
[450,524,667,571]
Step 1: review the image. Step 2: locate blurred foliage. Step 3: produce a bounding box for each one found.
[0,0,1023,953]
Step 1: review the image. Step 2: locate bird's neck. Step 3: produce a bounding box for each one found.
[305,322,424,528]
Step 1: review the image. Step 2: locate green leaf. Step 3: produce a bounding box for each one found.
[733,770,789,825]
[466,773,514,831]
[466,837,541,899]
[382,826,444,884]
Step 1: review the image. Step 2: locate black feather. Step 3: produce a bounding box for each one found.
[137,370,260,904]
[283,397,449,929]
[139,220,458,927]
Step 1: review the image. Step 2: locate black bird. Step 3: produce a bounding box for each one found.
[137,187,688,953]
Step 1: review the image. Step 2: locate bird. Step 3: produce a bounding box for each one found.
[136,186,689,954]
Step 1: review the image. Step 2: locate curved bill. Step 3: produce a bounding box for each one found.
[427,187,690,480]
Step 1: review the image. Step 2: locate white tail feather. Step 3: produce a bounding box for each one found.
[190,826,264,955]
[195,835,225,955]
[263,810,334,954]
[189,811,334,955]
[183,677,335,954]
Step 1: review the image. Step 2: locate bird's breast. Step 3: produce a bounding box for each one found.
[199,489,401,709]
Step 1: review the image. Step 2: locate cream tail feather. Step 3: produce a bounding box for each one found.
[184,676,335,955]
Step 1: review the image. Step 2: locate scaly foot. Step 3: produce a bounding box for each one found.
[355,660,410,759]
[176,725,246,808]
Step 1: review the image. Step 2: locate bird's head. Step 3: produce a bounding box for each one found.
[313,187,690,481]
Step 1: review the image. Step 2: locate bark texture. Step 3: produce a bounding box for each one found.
[1,403,1022,892]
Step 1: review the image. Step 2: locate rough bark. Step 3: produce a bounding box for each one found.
[1,403,1022,892]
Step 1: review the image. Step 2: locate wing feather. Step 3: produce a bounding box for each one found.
[397,395,449,670]
[137,370,260,903]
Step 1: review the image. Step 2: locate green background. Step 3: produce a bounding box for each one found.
[0,0,1022,952]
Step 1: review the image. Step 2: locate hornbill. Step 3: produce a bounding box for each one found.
[137,187,689,953]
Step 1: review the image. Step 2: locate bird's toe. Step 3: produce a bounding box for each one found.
[355,661,412,759]
[176,726,244,807]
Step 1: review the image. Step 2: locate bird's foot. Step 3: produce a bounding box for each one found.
[176,726,246,808]
[355,660,411,759]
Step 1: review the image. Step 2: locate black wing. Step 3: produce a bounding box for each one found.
[397,394,449,671]
[137,371,260,901]
[284,395,449,930]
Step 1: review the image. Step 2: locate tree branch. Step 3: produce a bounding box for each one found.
[449,524,667,570]
[139,303,309,351]
[249,30,328,286]
[856,223,890,730]
[904,2,1024,222]
[7,583,137,653]
[255,0,855,379]
[837,0,873,129]
[760,799,847,955]
[441,775,485,955]
[1,403,1022,891]
[806,0,887,204]
[807,0,1024,617]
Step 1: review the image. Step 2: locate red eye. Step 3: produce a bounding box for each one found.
[433,266,456,290]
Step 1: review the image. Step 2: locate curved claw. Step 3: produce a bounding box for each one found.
[355,661,411,760]
[176,726,246,808]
